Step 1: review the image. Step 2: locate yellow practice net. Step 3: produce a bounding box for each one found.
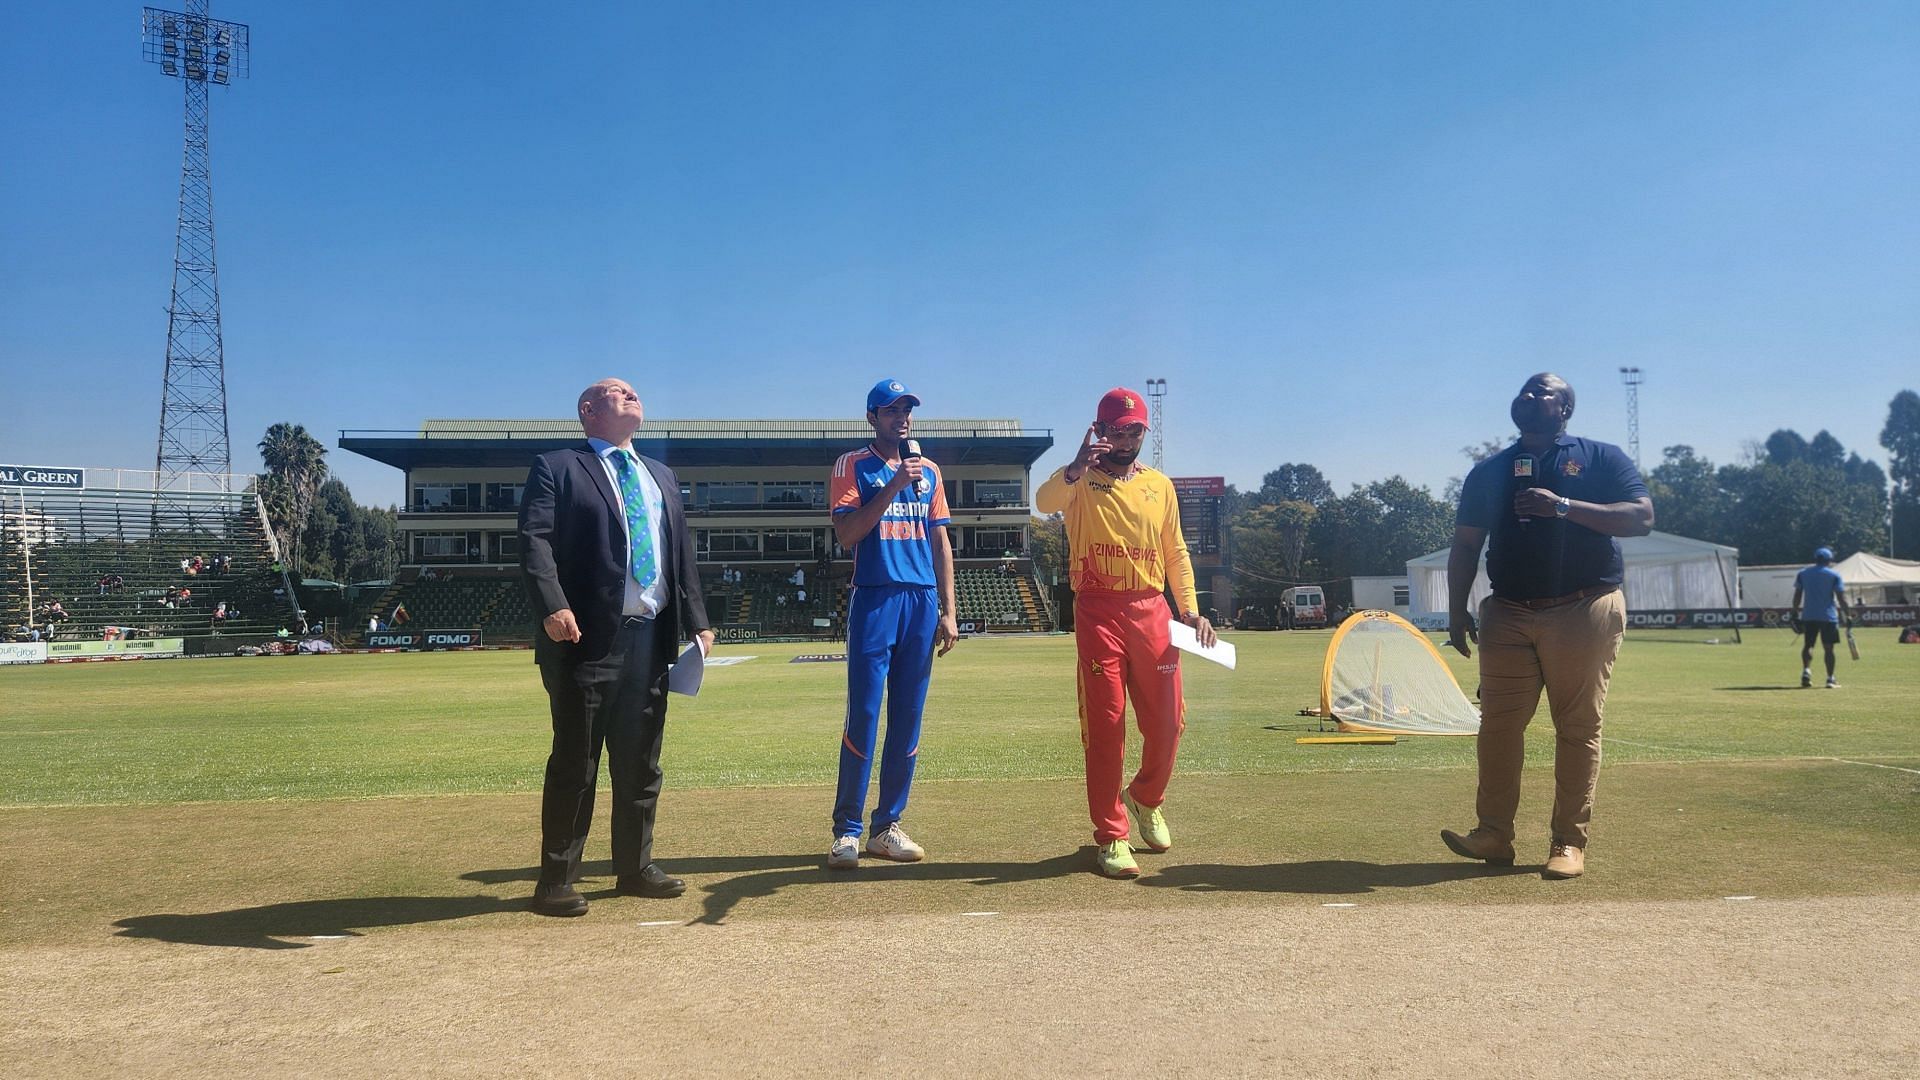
[1319,610,1479,735]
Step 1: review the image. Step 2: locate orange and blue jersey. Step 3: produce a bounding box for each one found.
[831,446,952,588]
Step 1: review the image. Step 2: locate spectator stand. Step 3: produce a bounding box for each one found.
[1,479,301,651]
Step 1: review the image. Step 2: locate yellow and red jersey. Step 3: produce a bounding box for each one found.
[1035,464,1197,611]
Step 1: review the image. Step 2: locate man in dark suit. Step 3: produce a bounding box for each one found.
[519,377,715,917]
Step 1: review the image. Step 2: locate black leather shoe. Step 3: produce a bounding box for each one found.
[530,881,589,917]
[616,863,686,898]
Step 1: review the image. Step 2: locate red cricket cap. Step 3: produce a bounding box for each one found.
[1097,387,1149,428]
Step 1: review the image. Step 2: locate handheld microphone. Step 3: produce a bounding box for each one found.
[1512,454,1536,527]
[903,439,931,496]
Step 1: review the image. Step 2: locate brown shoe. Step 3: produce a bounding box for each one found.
[1543,843,1585,880]
[1440,827,1515,866]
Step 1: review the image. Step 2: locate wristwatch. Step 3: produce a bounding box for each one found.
[1554,497,1572,518]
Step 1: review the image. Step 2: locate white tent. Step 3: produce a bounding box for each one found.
[1744,553,1920,606]
[1829,553,1920,605]
[1406,530,1740,617]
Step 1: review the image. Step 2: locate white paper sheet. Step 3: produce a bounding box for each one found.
[667,640,705,696]
[1167,619,1236,670]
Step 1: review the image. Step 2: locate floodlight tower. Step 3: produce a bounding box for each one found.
[1145,378,1167,470]
[1618,366,1644,469]
[143,2,250,492]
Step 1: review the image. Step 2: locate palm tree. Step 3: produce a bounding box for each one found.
[258,423,329,573]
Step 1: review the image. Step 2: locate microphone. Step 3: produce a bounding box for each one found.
[903,439,931,496]
[1512,454,1536,527]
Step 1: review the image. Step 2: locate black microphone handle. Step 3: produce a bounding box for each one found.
[904,441,930,496]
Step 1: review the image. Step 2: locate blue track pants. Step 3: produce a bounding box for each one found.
[832,584,938,837]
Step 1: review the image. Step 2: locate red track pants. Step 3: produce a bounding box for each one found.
[1075,590,1186,844]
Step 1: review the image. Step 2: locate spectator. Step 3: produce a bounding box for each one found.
[797,587,807,604]
[213,602,228,622]
[180,557,193,575]
[368,615,380,634]
[177,587,192,606]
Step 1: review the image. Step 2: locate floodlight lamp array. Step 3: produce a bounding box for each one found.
[142,7,250,83]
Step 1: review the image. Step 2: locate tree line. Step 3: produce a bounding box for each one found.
[253,423,401,584]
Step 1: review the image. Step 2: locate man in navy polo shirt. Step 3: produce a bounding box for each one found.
[1440,373,1655,880]
[1792,547,1852,688]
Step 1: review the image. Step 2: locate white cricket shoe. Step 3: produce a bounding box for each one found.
[828,834,860,870]
[865,822,925,862]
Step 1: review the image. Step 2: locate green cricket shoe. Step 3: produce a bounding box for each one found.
[1096,838,1140,879]
[1123,790,1171,853]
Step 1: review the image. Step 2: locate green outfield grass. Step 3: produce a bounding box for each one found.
[2,630,1915,955]
[1,630,1914,806]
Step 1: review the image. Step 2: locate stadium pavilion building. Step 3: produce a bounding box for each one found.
[338,419,1056,643]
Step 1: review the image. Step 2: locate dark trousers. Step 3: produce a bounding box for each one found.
[537,616,668,885]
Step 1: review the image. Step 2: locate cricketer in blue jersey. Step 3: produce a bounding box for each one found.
[824,379,960,869]
[1792,546,1852,688]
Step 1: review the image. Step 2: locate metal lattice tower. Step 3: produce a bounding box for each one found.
[143,3,250,492]
[1618,366,1644,468]
[1145,378,1167,470]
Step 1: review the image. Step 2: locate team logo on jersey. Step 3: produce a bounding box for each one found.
[1562,461,1583,477]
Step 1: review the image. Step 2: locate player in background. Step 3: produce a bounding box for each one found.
[826,379,960,870]
[1036,387,1215,879]
[1792,547,1852,689]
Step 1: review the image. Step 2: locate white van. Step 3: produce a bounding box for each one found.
[1280,586,1327,629]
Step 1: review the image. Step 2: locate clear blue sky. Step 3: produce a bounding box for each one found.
[4,2,1917,507]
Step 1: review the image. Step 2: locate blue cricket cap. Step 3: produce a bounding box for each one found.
[1814,546,1834,563]
[866,378,921,411]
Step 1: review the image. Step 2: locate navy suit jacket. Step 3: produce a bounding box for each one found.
[518,445,710,668]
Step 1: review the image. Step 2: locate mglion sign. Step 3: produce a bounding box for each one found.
[0,464,85,490]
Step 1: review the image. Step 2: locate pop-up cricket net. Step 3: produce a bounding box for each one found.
[1319,610,1480,735]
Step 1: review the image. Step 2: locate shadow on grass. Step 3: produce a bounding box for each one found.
[113,895,522,950]
[1718,686,1807,692]
[1139,859,1533,895]
[463,852,1091,925]
[459,854,817,886]
[116,855,1531,948]
[685,850,1091,925]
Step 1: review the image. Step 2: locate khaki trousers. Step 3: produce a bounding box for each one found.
[1475,589,1626,849]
